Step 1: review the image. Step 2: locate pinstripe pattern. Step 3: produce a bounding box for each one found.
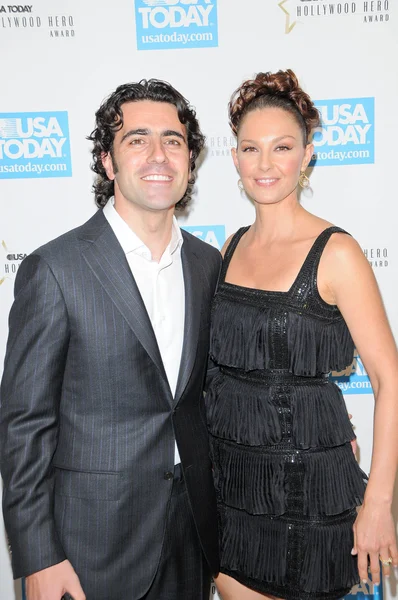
[0,209,221,600]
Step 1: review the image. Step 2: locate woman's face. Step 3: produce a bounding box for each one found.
[232,106,313,206]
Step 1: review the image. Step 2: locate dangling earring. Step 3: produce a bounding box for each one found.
[298,172,310,189]
[237,179,244,191]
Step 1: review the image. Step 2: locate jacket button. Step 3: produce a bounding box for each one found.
[164,471,174,481]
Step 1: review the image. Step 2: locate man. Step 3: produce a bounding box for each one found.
[0,80,221,600]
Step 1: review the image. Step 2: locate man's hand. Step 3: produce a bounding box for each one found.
[26,560,85,600]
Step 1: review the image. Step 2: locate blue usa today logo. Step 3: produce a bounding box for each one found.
[331,351,373,395]
[0,111,72,179]
[134,0,218,51]
[182,225,225,250]
[311,98,374,167]
[344,571,382,600]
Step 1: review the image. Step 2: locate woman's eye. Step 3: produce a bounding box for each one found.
[242,146,256,152]
[276,145,291,151]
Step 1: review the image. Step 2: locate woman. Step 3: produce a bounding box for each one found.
[205,69,398,600]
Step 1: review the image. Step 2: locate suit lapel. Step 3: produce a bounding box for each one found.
[174,233,203,404]
[78,211,169,386]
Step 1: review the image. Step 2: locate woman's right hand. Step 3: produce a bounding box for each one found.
[352,502,398,585]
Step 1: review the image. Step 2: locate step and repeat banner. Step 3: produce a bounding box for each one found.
[0,1,397,599]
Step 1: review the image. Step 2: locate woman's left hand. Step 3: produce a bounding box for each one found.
[352,502,398,584]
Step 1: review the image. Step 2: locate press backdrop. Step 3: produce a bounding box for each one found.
[0,1,397,599]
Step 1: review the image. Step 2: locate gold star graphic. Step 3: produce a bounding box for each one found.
[1,241,8,285]
[278,0,297,34]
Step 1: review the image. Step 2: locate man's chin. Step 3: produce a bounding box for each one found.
[143,192,185,211]
[120,194,178,213]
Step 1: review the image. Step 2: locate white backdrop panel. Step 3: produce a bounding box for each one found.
[1,1,397,598]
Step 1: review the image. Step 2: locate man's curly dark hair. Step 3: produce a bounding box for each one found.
[87,79,205,210]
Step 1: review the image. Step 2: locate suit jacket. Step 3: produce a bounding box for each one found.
[0,209,221,599]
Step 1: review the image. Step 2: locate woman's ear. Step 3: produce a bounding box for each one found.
[232,146,239,171]
[302,143,314,171]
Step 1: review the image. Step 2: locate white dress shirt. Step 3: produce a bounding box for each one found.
[103,198,184,464]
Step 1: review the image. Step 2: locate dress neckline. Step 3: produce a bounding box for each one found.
[221,225,341,297]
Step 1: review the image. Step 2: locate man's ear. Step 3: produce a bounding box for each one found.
[188,149,192,176]
[101,152,115,181]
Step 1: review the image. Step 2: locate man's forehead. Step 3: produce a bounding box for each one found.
[120,100,185,131]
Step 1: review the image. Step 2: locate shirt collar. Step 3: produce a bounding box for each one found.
[103,197,183,260]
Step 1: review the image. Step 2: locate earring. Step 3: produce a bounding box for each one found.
[298,172,310,189]
[237,179,244,191]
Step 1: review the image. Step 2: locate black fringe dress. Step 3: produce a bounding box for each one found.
[206,226,368,600]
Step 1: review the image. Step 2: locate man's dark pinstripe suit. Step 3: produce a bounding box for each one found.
[0,208,221,599]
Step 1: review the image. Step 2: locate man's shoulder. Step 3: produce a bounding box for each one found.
[181,229,221,262]
[31,209,105,263]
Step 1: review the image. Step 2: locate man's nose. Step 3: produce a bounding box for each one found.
[147,139,168,163]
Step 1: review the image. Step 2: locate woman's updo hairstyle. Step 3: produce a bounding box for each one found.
[229,69,320,145]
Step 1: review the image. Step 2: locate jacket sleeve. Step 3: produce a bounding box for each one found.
[0,254,69,578]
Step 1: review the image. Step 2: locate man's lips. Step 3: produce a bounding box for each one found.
[141,174,173,182]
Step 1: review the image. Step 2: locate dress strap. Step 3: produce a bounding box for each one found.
[219,226,250,283]
[290,226,350,295]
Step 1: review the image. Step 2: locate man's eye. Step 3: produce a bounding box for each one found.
[130,138,145,145]
[166,139,181,145]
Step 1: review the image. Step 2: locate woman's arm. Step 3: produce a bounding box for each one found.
[320,233,398,585]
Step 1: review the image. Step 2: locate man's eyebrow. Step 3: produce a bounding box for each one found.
[120,129,187,144]
[162,130,187,142]
[120,129,149,143]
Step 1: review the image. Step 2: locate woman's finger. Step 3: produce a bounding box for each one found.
[350,438,357,456]
[369,551,380,586]
[389,542,398,568]
[351,525,357,556]
[357,549,369,583]
[379,547,392,580]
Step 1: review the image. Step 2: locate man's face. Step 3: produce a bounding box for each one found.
[102,100,191,213]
